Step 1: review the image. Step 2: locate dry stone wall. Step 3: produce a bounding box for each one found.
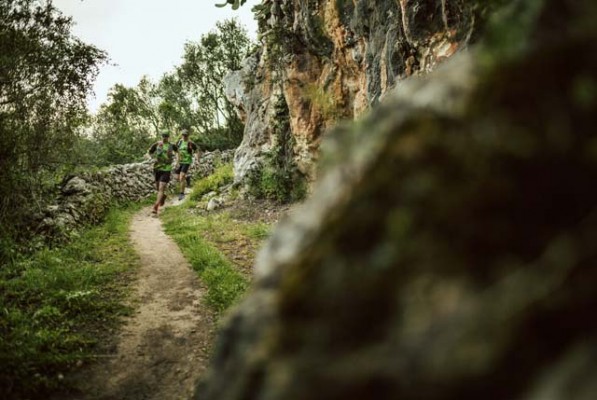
[34,162,154,242]
[34,149,234,243]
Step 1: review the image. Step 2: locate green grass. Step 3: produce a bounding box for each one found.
[0,203,143,399]
[243,222,271,240]
[161,206,249,314]
[189,163,234,202]
[163,162,257,314]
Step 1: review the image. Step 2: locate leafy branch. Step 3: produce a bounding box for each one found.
[215,0,247,10]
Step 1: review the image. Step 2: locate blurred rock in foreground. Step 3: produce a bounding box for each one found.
[198,0,597,399]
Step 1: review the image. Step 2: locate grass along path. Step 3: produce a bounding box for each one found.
[161,163,275,315]
[1,163,279,399]
[160,199,270,315]
[55,203,217,400]
[0,203,143,399]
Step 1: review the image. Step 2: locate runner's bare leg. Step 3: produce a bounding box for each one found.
[153,181,167,212]
[179,172,187,194]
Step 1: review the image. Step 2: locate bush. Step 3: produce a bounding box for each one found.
[247,154,307,203]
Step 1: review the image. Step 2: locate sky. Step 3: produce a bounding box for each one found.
[53,0,260,113]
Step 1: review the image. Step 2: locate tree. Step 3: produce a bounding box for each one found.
[90,19,253,156]
[157,72,197,132]
[92,79,158,165]
[0,0,106,256]
[215,0,247,10]
[177,18,252,149]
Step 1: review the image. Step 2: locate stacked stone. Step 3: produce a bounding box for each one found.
[192,149,235,178]
[33,149,234,243]
[34,162,154,242]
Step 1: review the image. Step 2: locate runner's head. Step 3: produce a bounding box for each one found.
[181,129,189,139]
[161,130,170,141]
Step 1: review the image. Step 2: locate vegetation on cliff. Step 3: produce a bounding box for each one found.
[247,93,307,203]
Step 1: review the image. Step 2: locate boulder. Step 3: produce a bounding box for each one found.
[206,198,223,212]
[197,1,597,399]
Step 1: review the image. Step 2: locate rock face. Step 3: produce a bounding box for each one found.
[226,0,478,183]
[199,0,597,399]
[34,150,234,243]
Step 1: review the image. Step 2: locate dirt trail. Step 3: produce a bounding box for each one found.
[66,204,215,400]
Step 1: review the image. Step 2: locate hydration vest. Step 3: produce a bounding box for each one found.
[154,141,174,171]
[177,139,194,165]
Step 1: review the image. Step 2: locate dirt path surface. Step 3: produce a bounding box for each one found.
[66,205,215,400]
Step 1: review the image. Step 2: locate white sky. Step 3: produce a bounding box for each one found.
[53,0,259,113]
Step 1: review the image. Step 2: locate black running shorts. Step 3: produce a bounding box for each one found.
[174,164,191,174]
[154,170,171,183]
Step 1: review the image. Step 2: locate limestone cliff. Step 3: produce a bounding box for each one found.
[226,0,479,184]
[201,0,597,398]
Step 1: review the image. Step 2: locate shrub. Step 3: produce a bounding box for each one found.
[190,163,234,201]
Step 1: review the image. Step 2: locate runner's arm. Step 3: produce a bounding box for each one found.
[191,142,201,163]
[145,143,158,159]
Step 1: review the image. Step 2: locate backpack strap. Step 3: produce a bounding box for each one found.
[178,139,193,155]
[150,141,162,155]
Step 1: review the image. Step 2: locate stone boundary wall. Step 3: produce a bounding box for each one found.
[34,149,234,243]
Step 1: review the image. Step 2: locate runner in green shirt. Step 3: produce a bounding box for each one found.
[173,129,200,201]
[147,130,178,215]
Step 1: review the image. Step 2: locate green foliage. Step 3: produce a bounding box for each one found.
[91,79,158,165]
[190,163,234,202]
[0,0,107,250]
[247,94,307,203]
[247,155,307,203]
[176,19,251,148]
[0,204,141,399]
[200,256,248,313]
[215,0,247,10]
[195,126,242,151]
[256,1,294,72]
[244,223,271,240]
[256,0,331,70]
[480,0,547,63]
[157,72,196,133]
[89,19,253,161]
[302,83,340,120]
[161,207,248,314]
